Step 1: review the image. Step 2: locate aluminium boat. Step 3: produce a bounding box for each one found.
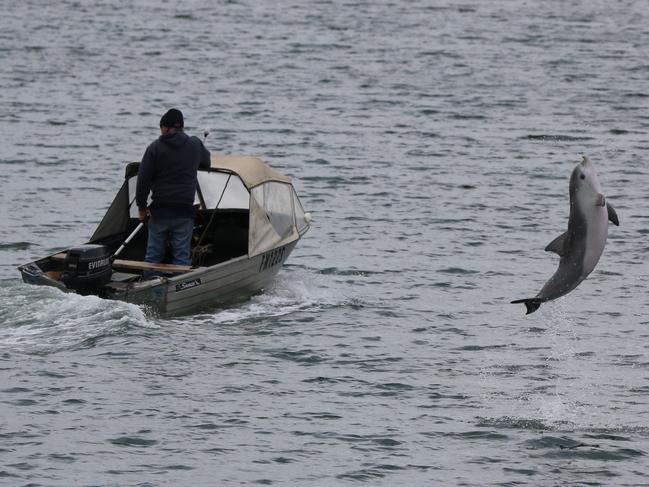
[18,155,310,315]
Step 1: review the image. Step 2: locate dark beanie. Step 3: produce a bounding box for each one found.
[160,108,184,128]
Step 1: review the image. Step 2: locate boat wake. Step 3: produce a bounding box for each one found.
[0,280,156,354]
[173,268,350,326]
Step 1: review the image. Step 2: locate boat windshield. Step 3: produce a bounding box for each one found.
[127,170,249,218]
[197,171,249,209]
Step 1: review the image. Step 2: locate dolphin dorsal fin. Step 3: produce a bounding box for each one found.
[545,232,567,257]
[607,202,619,226]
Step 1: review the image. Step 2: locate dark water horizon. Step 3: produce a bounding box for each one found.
[2,0,649,485]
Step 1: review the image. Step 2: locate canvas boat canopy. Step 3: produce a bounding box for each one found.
[210,154,292,189]
[90,155,309,258]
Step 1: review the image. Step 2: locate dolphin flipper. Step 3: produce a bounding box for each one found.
[511,298,542,315]
[607,202,619,226]
[545,232,567,256]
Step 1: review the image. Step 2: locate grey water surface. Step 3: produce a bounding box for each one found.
[2,1,649,485]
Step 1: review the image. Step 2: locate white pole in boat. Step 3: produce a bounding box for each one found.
[112,222,145,260]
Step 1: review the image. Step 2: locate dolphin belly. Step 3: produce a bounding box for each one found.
[581,206,608,277]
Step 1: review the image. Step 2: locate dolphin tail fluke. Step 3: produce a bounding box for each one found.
[510,298,542,315]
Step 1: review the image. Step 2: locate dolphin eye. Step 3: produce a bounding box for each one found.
[580,174,586,180]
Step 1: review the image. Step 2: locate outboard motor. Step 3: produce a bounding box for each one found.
[61,244,112,292]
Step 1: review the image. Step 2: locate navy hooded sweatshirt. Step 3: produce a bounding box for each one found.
[136,131,211,219]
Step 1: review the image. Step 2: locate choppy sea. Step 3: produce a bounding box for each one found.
[2,1,649,485]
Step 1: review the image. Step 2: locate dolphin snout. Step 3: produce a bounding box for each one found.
[581,155,592,167]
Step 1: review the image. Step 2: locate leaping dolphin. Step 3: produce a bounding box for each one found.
[512,156,619,315]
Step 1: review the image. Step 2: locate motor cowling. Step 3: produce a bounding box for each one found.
[61,244,112,292]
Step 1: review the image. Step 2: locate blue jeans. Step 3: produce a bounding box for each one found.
[144,217,194,274]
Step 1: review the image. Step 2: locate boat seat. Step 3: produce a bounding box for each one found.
[51,253,200,273]
[111,259,199,273]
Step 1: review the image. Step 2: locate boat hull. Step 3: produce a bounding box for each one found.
[19,240,298,316]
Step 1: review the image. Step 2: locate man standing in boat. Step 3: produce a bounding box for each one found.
[136,108,211,271]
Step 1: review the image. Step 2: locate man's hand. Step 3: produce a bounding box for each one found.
[138,208,150,222]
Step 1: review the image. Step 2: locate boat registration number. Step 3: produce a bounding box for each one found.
[259,246,285,272]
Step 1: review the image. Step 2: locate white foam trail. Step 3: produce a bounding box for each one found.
[177,269,349,326]
[0,283,157,352]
